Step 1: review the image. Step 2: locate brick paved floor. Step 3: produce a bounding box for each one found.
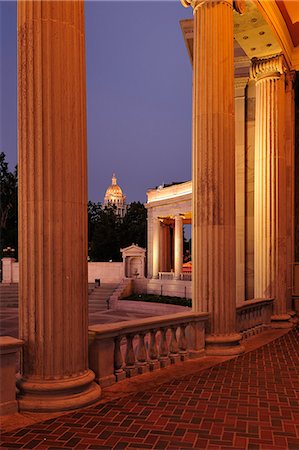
[1,329,299,450]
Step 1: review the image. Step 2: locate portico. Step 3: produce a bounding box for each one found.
[146,181,192,280]
[1,0,297,415]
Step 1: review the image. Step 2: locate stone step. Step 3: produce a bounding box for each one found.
[0,282,119,312]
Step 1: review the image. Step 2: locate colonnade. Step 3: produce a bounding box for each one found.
[182,0,295,354]
[152,216,184,279]
[16,0,296,413]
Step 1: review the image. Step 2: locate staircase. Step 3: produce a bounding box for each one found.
[0,282,119,312]
[88,283,119,313]
[0,284,19,308]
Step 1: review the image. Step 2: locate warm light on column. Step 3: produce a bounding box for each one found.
[251,55,292,328]
[183,0,244,355]
[152,217,160,278]
[174,216,183,279]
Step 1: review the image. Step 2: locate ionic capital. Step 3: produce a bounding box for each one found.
[181,0,233,12]
[285,70,296,92]
[250,55,286,82]
[233,0,246,14]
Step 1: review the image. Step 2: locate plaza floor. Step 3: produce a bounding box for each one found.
[1,327,299,449]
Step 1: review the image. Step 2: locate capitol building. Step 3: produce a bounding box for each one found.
[103,173,127,218]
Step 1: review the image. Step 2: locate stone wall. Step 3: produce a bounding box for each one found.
[1,259,123,284]
[134,278,191,299]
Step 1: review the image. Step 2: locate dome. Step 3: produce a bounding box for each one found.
[104,174,123,199]
[104,174,126,209]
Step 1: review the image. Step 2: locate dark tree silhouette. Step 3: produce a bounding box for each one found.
[0,152,18,256]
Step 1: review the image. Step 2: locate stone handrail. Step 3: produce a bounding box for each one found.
[158,272,192,281]
[180,273,192,281]
[158,272,174,280]
[236,298,273,339]
[88,312,208,388]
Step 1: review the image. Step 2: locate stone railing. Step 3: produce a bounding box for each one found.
[108,278,133,309]
[236,298,273,339]
[89,312,208,388]
[158,272,174,280]
[180,273,192,281]
[158,272,192,281]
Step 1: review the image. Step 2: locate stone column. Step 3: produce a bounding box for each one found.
[235,78,248,305]
[17,0,101,411]
[152,217,160,278]
[159,223,165,272]
[164,225,171,272]
[174,216,183,279]
[182,0,244,355]
[251,55,292,328]
[285,71,296,313]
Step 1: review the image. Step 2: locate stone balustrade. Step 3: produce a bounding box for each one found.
[0,336,23,415]
[158,272,192,281]
[236,299,273,339]
[89,312,208,387]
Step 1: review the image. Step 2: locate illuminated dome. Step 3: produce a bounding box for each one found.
[103,174,127,217]
[105,174,123,199]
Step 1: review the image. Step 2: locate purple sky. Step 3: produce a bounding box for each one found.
[1,1,193,203]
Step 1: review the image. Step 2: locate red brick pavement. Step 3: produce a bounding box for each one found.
[1,329,299,449]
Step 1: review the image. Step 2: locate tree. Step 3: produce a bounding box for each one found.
[119,202,147,249]
[0,152,18,256]
[87,201,147,262]
[88,204,122,261]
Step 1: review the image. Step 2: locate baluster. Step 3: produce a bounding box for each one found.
[178,323,188,361]
[124,334,137,377]
[149,329,159,371]
[114,336,126,382]
[169,326,180,364]
[158,327,170,368]
[136,331,149,374]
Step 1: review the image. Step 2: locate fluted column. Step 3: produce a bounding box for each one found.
[152,217,160,278]
[285,71,296,313]
[251,55,292,328]
[174,216,183,279]
[17,0,101,411]
[235,78,248,305]
[182,0,244,355]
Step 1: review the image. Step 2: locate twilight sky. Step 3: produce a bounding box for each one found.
[0,1,193,203]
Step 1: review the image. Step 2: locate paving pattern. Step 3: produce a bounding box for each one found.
[1,328,299,449]
[0,307,152,339]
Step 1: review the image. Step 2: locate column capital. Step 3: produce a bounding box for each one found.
[285,70,296,92]
[250,54,286,82]
[181,0,234,12]
[234,77,248,96]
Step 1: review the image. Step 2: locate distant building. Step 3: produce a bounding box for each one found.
[103,173,127,218]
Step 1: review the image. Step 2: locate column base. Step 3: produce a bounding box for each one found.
[288,311,299,325]
[271,314,293,329]
[0,400,18,416]
[17,369,101,412]
[205,333,245,356]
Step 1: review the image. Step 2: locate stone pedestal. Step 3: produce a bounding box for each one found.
[2,258,16,284]
[183,0,244,355]
[0,336,23,415]
[174,216,183,279]
[17,0,101,411]
[251,56,292,328]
